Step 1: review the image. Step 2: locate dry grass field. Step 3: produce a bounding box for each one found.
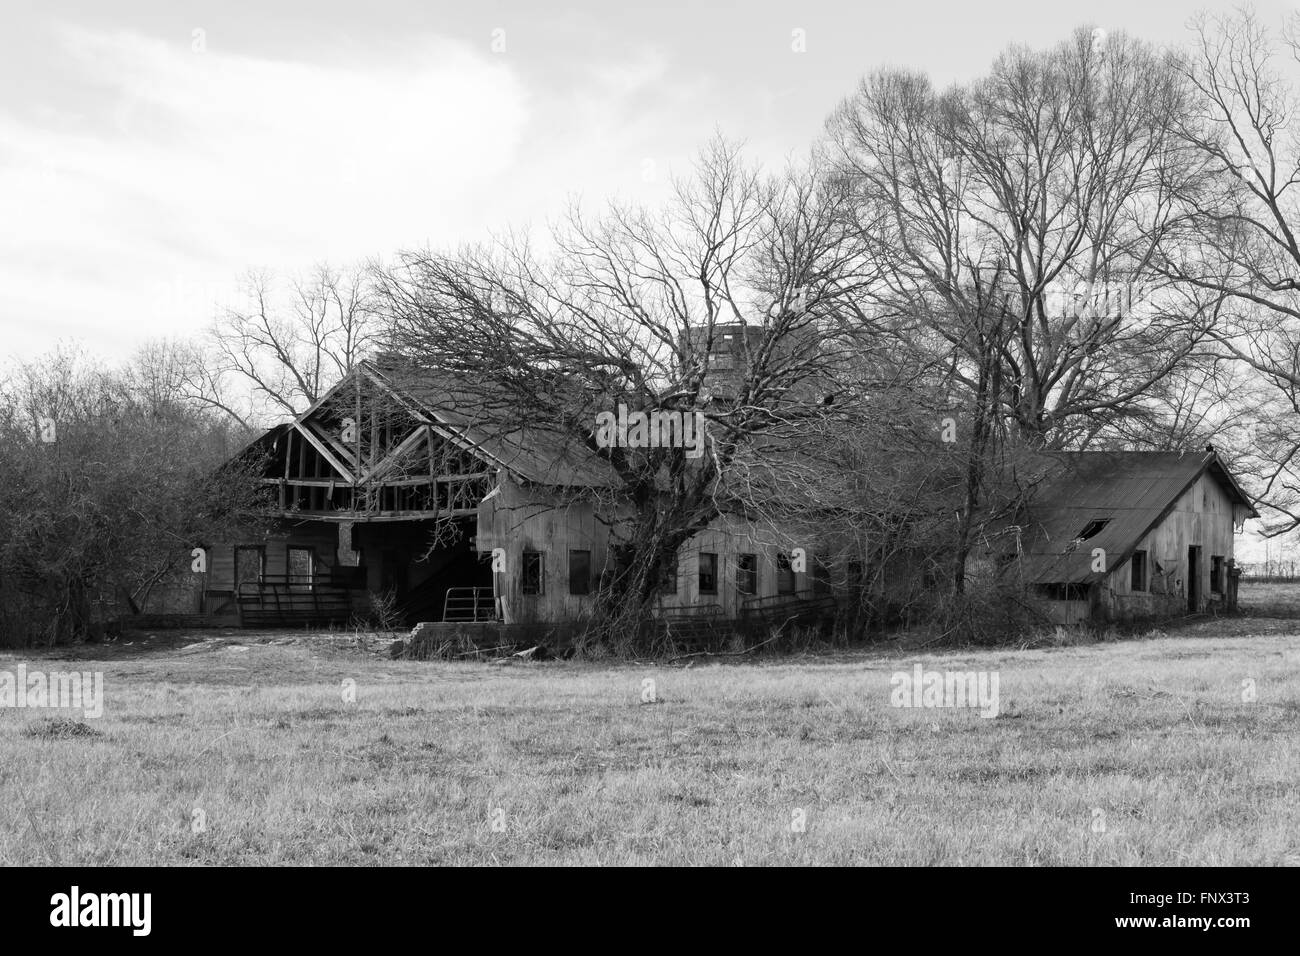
[1,585,1297,866]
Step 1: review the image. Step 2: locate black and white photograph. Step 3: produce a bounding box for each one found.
[0,0,1292,925]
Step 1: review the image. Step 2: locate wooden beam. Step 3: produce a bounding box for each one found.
[356,426,429,484]
[292,422,356,483]
[273,508,479,522]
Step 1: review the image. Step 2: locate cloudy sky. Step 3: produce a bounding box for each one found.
[0,0,1285,364]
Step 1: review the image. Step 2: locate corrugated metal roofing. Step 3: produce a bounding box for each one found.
[997,450,1257,585]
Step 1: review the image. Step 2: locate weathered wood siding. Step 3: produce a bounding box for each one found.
[1103,473,1238,621]
[651,515,821,619]
[476,476,836,624]
[205,522,340,592]
[475,477,621,624]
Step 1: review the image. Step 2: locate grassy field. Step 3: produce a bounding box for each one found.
[1,598,1298,865]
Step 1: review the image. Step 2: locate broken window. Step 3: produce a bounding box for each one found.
[1078,519,1110,540]
[737,553,757,595]
[776,552,796,595]
[1130,550,1147,592]
[234,546,263,591]
[812,557,832,595]
[1211,555,1224,594]
[568,550,591,596]
[698,552,718,595]
[288,547,314,590]
[522,551,544,595]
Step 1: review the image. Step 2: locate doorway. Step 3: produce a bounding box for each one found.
[1187,546,1201,613]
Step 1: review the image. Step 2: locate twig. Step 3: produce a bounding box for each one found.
[666,634,778,664]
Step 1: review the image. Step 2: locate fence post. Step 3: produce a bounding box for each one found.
[1226,558,1241,612]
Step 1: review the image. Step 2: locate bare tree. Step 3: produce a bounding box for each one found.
[377,139,879,647]
[203,263,381,423]
[0,345,268,645]
[1167,7,1300,534]
[824,27,1217,444]
[820,27,1220,601]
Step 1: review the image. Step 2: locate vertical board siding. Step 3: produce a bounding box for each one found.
[1102,474,1237,620]
[477,478,831,624]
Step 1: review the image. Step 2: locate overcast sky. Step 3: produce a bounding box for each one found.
[0,0,1288,365]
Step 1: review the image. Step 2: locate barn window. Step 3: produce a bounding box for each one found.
[1130,551,1147,591]
[1038,583,1089,601]
[812,557,832,595]
[1078,519,1110,540]
[736,553,758,595]
[776,553,796,594]
[658,551,678,594]
[287,547,314,590]
[234,546,264,591]
[568,550,591,595]
[698,553,718,595]
[522,551,544,595]
[1211,555,1224,594]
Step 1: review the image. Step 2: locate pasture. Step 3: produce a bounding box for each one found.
[1,591,1297,865]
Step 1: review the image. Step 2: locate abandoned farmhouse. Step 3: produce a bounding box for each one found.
[146,330,1259,636]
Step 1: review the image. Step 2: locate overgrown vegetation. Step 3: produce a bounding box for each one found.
[0,346,269,646]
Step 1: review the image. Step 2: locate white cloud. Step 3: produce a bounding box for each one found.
[0,24,726,364]
[0,26,531,358]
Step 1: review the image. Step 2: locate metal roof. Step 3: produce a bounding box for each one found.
[996,450,1258,585]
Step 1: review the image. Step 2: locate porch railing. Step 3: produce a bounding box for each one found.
[235,574,354,625]
[442,586,499,622]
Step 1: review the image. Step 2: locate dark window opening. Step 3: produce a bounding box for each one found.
[848,560,863,586]
[522,550,544,595]
[1211,555,1224,594]
[776,553,796,595]
[568,550,591,596]
[1038,583,1090,601]
[737,553,757,595]
[1078,519,1110,540]
[698,552,718,595]
[658,551,678,595]
[922,565,938,590]
[812,558,832,595]
[234,546,264,591]
[1130,550,1147,592]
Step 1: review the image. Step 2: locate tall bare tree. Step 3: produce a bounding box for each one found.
[377,139,883,646]
[200,263,381,424]
[1166,7,1300,534]
[824,27,1217,444]
[821,27,1221,598]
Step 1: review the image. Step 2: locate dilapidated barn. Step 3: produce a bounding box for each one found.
[187,355,847,632]
[1001,449,1258,624]
[158,351,1258,638]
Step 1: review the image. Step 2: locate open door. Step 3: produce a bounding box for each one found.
[1187,546,1200,613]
